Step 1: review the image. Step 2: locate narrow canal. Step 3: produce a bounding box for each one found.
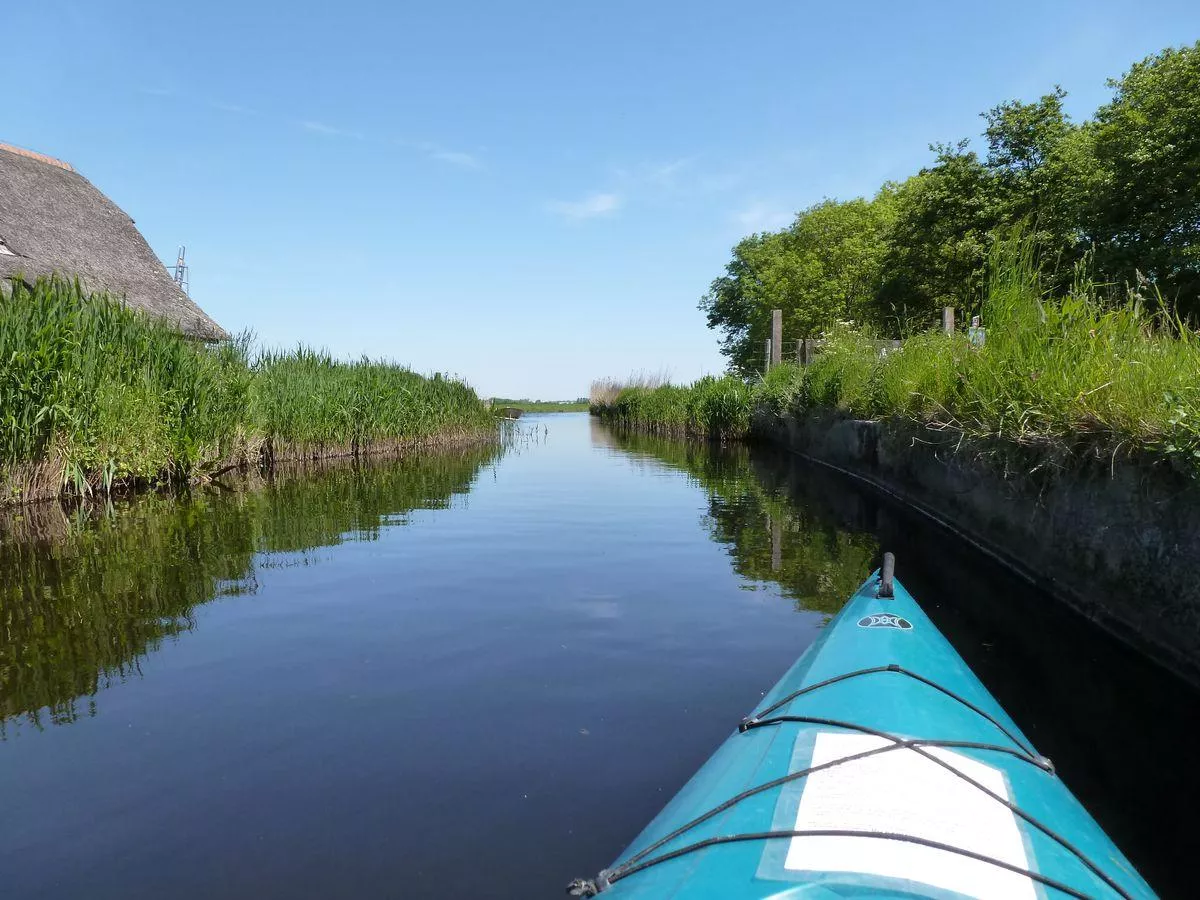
[1,413,1196,898]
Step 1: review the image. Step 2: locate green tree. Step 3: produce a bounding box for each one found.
[1086,41,1200,313]
[700,39,1200,354]
[700,197,894,374]
[788,196,896,330]
[982,87,1094,278]
[699,231,786,375]
[879,143,998,322]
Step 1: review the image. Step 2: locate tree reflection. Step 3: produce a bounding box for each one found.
[599,426,878,616]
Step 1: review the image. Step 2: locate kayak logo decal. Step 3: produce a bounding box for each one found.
[857,613,913,630]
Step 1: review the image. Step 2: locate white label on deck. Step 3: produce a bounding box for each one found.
[784,732,1035,899]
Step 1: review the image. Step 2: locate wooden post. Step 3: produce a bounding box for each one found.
[770,309,782,369]
[795,339,803,365]
[942,306,955,335]
[764,338,772,374]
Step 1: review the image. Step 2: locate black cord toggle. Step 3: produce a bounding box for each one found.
[566,870,610,896]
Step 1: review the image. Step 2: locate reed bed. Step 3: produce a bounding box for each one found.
[589,370,669,407]
[0,277,495,503]
[253,348,492,459]
[590,374,752,440]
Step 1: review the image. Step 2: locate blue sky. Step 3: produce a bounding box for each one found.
[8,2,1199,399]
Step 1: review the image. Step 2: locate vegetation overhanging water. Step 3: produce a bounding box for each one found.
[591,42,1200,479]
[593,232,1200,475]
[0,276,495,503]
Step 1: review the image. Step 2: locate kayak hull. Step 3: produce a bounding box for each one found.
[592,569,1153,899]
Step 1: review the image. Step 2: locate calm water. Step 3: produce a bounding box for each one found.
[1,413,1197,898]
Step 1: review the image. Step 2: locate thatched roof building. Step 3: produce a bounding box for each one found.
[0,141,228,341]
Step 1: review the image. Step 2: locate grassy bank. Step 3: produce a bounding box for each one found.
[1,277,495,503]
[594,235,1200,473]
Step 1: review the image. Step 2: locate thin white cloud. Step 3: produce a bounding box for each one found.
[647,157,693,186]
[608,156,747,206]
[699,169,747,193]
[732,201,793,233]
[611,157,693,192]
[300,120,364,139]
[547,192,622,220]
[430,149,482,169]
[211,101,255,115]
[396,139,484,170]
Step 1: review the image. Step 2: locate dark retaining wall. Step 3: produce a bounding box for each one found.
[753,410,1200,688]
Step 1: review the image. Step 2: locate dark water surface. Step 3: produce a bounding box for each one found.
[1,413,1196,898]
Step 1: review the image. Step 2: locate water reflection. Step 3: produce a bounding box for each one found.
[0,415,1196,898]
[599,425,877,615]
[0,445,502,733]
[596,420,1200,897]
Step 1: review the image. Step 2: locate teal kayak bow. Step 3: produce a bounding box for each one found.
[570,554,1154,899]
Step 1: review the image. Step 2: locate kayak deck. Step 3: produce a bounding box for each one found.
[575,560,1153,899]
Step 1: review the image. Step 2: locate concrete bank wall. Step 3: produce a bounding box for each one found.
[753,411,1200,687]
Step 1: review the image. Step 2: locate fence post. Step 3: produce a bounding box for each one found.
[795,339,803,365]
[942,306,955,335]
[771,309,782,369]
[764,338,772,374]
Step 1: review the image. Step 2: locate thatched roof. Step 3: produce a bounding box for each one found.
[0,141,229,341]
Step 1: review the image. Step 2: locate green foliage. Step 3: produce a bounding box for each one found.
[704,39,1200,370]
[867,329,968,421]
[982,86,1093,273]
[880,144,997,320]
[0,277,494,501]
[601,229,1200,473]
[755,362,805,417]
[800,232,1200,469]
[0,276,251,487]
[251,347,491,452]
[800,324,880,413]
[700,197,895,375]
[1088,42,1200,310]
[591,375,752,439]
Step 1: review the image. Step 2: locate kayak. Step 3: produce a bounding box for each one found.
[569,554,1154,899]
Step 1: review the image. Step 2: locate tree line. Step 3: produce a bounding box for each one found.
[701,41,1200,375]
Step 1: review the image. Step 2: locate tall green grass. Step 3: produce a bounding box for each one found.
[0,277,494,502]
[802,234,1200,464]
[593,232,1200,471]
[253,347,491,458]
[590,374,752,439]
[1,277,251,493]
